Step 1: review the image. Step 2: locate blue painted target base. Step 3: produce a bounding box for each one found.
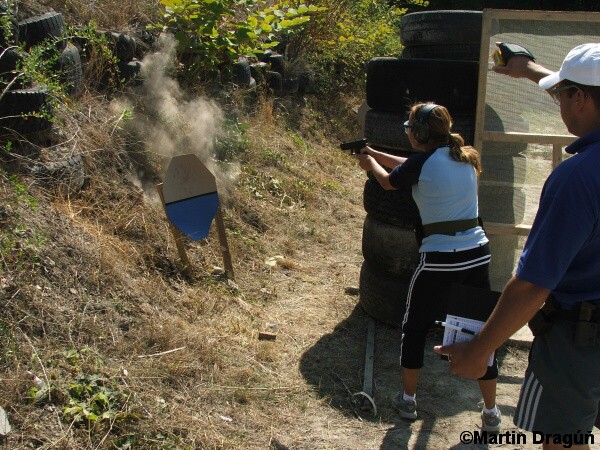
[165,192,219,240]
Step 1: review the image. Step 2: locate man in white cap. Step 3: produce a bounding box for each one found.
[435,43,600,449]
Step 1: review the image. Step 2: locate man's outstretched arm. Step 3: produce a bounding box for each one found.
[491,42,553,84]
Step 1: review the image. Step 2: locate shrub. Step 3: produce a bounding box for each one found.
[287,0,405,93]
[154,0,325,85]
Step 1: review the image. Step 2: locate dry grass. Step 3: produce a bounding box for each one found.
[0,59,369,448]
[18,0,160,30]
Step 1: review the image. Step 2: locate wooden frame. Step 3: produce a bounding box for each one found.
[475,9,600,236]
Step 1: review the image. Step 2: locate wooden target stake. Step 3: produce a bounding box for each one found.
[159,154,235,280]
[157,182,191,272]
[215,206,235,280]
[157,182,235,280]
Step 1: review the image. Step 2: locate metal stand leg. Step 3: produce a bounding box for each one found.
[352,317,377,415]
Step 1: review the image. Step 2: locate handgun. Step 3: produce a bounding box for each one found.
[339,138,367,155]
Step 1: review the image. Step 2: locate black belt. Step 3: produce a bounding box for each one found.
[545,295,600,323]
[422,218,479,237]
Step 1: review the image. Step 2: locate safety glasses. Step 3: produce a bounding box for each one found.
[548,84,580,105]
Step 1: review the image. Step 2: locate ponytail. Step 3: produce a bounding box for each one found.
[448,133,482,176]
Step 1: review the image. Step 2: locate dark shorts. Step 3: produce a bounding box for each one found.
[400,243,497,379]
[514,319,600,434]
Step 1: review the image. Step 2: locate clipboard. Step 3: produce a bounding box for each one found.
[442,284,500,366]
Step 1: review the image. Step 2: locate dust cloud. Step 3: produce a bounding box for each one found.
[115,33,240,201]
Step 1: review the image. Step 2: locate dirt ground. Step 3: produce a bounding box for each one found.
[2,95,597,449]
[237,197,588,450]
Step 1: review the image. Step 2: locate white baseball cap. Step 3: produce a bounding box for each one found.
[539,43,600,90]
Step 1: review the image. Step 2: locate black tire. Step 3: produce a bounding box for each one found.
[364,109,410,151]
[269,54,285,76]
[0,88,49,114]
[250,62,268,84]
[0,48,28,90]
[364,109,475,150]
[117,33,136,62]
[402,43,480,62]
[136,29,156,46]
[132,30,153,60]
[56,43,83,97]
[117,59,142,83]
[281,77,299,95]
[366,57,478,115]
[362,214,419,280]
[69,35,91,63]
[266,70,282,93]
[359,260,409,328]
[0,88,53,133]
[0,47,20,73]
[452,114,475,146]
[400,10,482,47]
[18,11,65,50]
[32,154,86,195]
[232,57,251,87]
[363,177,419,227]
[271,35,288,54]
[258,49,272,63]
[0,110,53,134]
[106,32,136,62]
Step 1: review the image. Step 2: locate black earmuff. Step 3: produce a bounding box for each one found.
[412,103,439,144]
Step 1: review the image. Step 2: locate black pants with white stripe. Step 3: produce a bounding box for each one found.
[400,243,497,379]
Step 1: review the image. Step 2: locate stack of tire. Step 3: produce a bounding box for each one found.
[0,7,147,195]
[231,57,257,90]
[239,49,316,97]
[261,51,297,96]
[358,10,483,327]
[0,8,87,194]
[399,11,528,290]
[0,10,70,135]
[107,31,141,86]
[66,27,142,90]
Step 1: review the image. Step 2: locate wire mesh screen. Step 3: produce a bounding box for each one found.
[476,10,600,290]
[480,12,600,225]
[484,17,600,136]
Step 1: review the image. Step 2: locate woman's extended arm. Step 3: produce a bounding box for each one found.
[364,146,408,169]
[354,151,396,191]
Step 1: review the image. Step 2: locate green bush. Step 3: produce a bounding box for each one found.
[11,22,118,97]
[155,0,325,84]
[290,0,405,92]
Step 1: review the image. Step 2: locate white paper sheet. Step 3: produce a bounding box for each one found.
[442,314,495,366]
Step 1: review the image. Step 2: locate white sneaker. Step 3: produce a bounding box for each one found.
[391,392,417,420]
[481,409,501,433]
